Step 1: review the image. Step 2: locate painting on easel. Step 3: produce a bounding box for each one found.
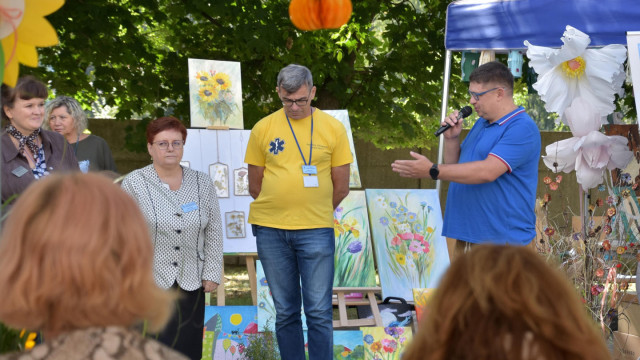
[334,191,376,287]
[365,189,450,300]
[188,58,244,129]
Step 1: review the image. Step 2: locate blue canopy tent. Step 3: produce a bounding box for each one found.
[435,0,640,193]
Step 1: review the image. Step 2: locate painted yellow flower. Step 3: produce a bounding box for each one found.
[195,70,212,84]
[1,0,64,86]
[371,341,382,352]
[213,72,231,90]
[199,85,218,102]
[426,226,434,233]
[395,254,406,266]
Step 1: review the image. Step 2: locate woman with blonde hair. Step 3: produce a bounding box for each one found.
[403,245,611,360]
[44,96,117,173]
[0,173,186,360]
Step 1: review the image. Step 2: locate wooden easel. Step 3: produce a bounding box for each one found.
[215,254,257,306]
[332,287,383,328]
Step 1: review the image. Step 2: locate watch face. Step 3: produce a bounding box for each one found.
[430,165,439,179]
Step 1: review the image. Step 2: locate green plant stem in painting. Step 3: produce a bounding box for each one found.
[334,206,376,287]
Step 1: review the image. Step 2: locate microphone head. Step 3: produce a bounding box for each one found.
[460,106,473,118]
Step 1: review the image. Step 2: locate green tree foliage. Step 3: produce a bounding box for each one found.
[25,0,466,151]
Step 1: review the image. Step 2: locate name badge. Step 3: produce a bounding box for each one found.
[302,165,317,175]
[303,175,319,188]
[181,202,199,213]
[12,166,28,177]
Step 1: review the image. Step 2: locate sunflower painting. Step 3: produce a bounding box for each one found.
[188,58,244,129]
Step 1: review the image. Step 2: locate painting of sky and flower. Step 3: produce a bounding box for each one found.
[188,58,243,129]
[334,191,376,287]
[203,306,258,360]
[365,189,450,300]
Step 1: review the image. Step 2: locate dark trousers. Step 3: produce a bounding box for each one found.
[157,283,205,360]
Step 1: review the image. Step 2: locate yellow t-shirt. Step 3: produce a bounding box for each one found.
[245,108,353,229]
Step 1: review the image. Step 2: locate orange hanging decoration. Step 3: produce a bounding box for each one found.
[289,0,352,31]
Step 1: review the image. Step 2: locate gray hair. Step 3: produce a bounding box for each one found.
[43,96,88,134]
[277,64,313,93]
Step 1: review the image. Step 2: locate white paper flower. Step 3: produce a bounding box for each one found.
[525,26,627,123]
[542,97,632,191]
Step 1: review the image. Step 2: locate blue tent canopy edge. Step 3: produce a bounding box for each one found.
[446,0,640,50]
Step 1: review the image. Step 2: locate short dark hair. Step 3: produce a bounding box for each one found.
[469,61,514,92]
[1,76,48,123]
[146,116,187,144]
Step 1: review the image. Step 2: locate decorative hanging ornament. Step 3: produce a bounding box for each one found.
[289,0,352,31]
[478,50,495,65]
[524,25,627,124]
[0,0,65,86]
[461,51,480,82]
[507,50,523,78]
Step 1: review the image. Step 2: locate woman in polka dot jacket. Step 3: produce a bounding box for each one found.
[122,116,223,360]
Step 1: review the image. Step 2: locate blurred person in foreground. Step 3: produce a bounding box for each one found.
[1,76,78,206]
[0,173,186,360]
[122,116,223,360]
[44,96,117,173]
[402,245,611,360]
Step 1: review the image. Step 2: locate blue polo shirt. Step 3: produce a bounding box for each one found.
[442,107,540,245]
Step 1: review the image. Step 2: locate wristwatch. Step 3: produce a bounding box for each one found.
[429,163,439,180]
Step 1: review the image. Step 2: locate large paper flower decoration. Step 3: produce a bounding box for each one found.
[542,97,632,191]
[525,26,626,123]
[0,0,64,87]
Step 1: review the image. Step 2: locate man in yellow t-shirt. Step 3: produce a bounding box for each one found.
[245,64,352,360]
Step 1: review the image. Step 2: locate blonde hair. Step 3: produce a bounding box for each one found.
[0,173,174,335]
[403,245,610,360]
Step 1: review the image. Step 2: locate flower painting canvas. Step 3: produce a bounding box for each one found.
[360,327,412,360]
[365,189,450,300]
[412,288,436,325]
[324,110,361,188]
[334,191,376,287]
[188,58,243,129]
[202,306,258,360]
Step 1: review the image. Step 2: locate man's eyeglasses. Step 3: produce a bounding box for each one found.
[281,97,309,107]
[153,140,184,150]
[468,87,502,101]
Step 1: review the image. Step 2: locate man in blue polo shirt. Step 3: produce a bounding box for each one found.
[392,61,540,258]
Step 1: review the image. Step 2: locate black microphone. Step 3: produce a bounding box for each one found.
[434,106,473,137]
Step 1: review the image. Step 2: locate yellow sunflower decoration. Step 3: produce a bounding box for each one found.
[1,0,65,87]
[212,72,231,90]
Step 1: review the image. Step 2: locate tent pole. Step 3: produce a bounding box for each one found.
[436,50,452,197]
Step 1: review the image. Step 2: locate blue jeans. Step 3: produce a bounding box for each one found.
[255,225,335,360]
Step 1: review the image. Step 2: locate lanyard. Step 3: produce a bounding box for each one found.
[285,110,313,166]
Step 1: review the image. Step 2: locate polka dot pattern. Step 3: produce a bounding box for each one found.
[122,165,223,290]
